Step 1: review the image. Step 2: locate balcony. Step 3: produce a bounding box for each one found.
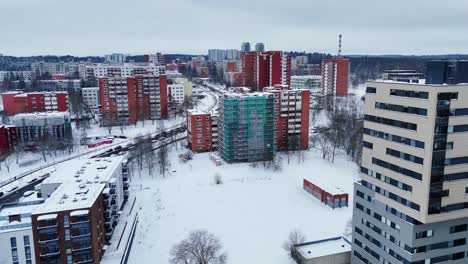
[38,233,59,242]
[39,248,60,257]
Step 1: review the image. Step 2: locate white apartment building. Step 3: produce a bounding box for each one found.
[105,53,126,63]
[168,84,185,104]
[79,63,166,81]
[291,75,322,92]
[0,71,33,81]
[31,62,79,77]
[81,87,100,109]
[0,200,41,264]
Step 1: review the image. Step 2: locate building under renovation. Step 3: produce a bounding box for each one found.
[218,92,275,162]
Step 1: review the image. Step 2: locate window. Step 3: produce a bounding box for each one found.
[366,87,376,94]
[450,224,467,233]
[10,237,17,248]
[363,141,373,149]
[65,229,70,240]
[375,102,427,116]
[23,236,29,246]
[365,115,417,131]
[364,128,424,149]
[390,89,428,99]
[372,158,422,180]
[64,215,69,227]
[415,230,433,239]
[386,148,424,165]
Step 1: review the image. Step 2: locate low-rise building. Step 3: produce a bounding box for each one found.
[12,112,72,142]
[382,70,424,83]
[292,236,351,264]
[1,91,69,115]
[291,75,322,91]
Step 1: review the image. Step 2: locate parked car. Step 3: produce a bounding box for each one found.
[26,177,38,184]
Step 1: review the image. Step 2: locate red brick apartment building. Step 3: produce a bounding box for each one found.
[263,85,310,150]
[1,91,69,115]
[242,51,291,91]
[186,110,218,153]
[321,57,350,96]
[0,124,17,155]
[99,74,168,124]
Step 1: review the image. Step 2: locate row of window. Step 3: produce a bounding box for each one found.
[386,148,424,165]
[365,115,417,131]
[390,89,429,99]
[375,102,427,116]
[445,156,468,166]
[363,141,373,149]
[362,180,420,211]
[355,201,401,232]
[372,158,422,181]
[361,167,412,192]
[354,230,409,264]
[364,128,425,149]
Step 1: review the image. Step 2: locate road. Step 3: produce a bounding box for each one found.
[0,87,219,204]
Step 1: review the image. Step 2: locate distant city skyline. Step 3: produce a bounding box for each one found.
[1,0,467,56]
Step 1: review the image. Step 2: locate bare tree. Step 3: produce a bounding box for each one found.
[214,173,222,185]
[3,155,12,173]
[282,228,306,258]
[158,144,169,178]
[170,230,227,264]
[312,130,332,160]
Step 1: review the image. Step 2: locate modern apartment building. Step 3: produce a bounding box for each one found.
[321,57,350,96]
[31,156,129,264]
[1,91,69,115]
[382,70,424,84]
[99,74,168,125]
[0,200,43,264]
[242,51,291,91]
[186,110,218,153]
[352,80,468,264]
[263,85,310,150]
[81,87,100,109]
[426,60,468,85]
[218,92,275,162]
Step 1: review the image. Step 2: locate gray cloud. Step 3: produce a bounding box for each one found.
[0,0,467,56]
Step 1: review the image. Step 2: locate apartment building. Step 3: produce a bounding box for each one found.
[1,91,69,115]
[186,110,219,153]
[0,200,43,264]
[99,74,168,125]
[0,124,17,154]
[143,53,166,65]
[168,84,185,105]
[382,70,424,84]
[0,71,33,81]
[31,62,79,78]
[104,53,126,63]
[321,57,350,96]
[81,87,100,109]
[242,51,291,91]
[37,80,81,91]
[263,85,310,150]
[12,112,72,142]
[426,60,468,85]
[218,92,275,162]
[291,75,322,91]
[79,63,166,82]
[352,80,468,264]
[31,156,129,264]
[255,42,265,52]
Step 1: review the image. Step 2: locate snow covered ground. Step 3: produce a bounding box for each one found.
[128,147,359,264]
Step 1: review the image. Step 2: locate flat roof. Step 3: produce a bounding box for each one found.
[304,174,347,195]
[33,156,125,215]
[369,80,468,87]
[295,236,351,260]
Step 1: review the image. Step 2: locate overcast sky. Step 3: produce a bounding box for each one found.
[1,0,467,56]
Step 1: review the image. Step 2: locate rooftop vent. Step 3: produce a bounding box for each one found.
[72,198,78,202]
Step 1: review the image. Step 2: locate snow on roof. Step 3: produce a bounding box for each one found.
[304,174,347,195]
[37,213,58,221]
[370,80,468,87]
[33,156,125,215]
[12,112,70,127]
[295,236,351,260]
[187,109,209,115]
[70,210,89,217]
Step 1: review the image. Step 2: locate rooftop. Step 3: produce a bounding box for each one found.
[304,174,348,195]
[370,80,468,86]
[32,156,125,215]
[0,200,44,232]
[295,236,351,260]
